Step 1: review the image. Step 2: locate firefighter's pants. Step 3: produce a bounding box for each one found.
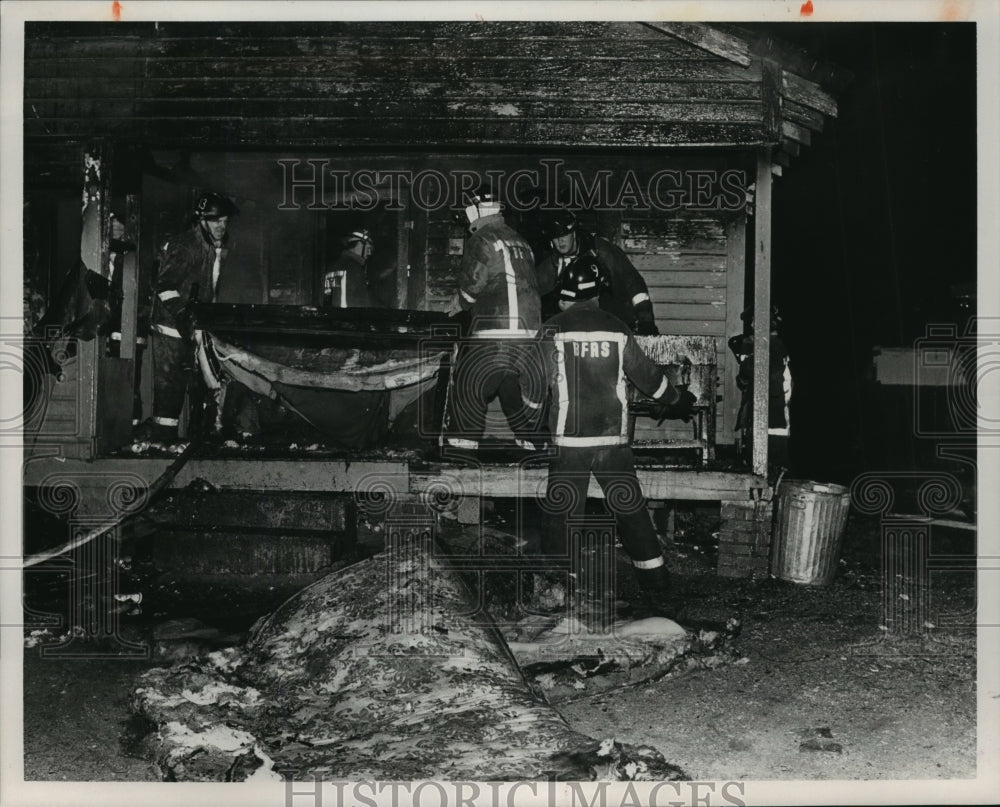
[541,444,662,566]
[441,338,545,448]
[150,331,188,425]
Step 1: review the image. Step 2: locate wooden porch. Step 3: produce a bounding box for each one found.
[20,20,847,579]
[23,450,768,511]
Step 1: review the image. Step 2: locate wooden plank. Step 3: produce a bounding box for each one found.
[650,319,727,337]
[138,56,753,83]
[643,22,752,67]
[27,57,144,80]
[781,120,812,146]
[27,98,766,125]
[395,198,410,309]
[22,455,170,488]
[25,117,774,149]
[752,150,772,476]
[25,21,683,45]
[647,293,717,317]
[622,234,727,253]
[23,452,768,502]
[172,459,413,494]
[761,59,783,140]
[623,238,728,256]
[26,99,139,117]
[646,302,726,321]
[23,456,412,495]
[642,269,727,287]
[623,213,727,231]
[29,34,735,62]
[631,254,727,274]
[25,37,144,59]
[119,194,139,361]
[409,465,766,502]
[622,225,727,251]
[784,99,825,132]
[781,69,838,117]
[25,77,764,102]
[724,217,747,447]
[646,286,726,302]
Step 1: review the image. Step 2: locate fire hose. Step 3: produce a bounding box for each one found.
[22,438,201,569]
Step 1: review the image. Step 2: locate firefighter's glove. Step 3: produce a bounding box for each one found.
[657,386,697,424]
[635,321,659,336]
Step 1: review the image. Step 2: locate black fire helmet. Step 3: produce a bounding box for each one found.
[194,192,239,221]
[558,254,607,302]
[544,208,578,240]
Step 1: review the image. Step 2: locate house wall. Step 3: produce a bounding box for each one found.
[23,18,777,452]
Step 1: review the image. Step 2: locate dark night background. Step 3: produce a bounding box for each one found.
[749,23,977,481]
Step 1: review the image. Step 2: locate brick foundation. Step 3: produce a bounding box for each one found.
[717,499,774,579]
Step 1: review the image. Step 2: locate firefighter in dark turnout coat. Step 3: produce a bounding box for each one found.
[139,192,237,441]
[540,255,695,607]
[323,229,374,308]
[536,209,658,334]
[440,189,545,452]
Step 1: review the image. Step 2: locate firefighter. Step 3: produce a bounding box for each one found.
[536,208,658,335]
[439,188,545,455]
[538,255,695,613]
[323,229,374,308]
[136,191,238,442]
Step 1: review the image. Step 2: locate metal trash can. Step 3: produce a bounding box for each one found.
[771,479,851,585]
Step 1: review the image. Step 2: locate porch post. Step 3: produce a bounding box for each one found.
[396,192,411,308]
[74,142,114,454]
[752,147,772,476]
[119,194,140,360]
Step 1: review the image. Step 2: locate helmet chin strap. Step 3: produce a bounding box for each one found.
[199,219,223,247]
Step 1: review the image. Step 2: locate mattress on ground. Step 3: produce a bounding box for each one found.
[131,536,688,782]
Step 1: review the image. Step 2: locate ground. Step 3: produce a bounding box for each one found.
[20,509,976,782]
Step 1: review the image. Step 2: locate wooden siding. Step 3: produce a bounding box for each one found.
[24,21,775,186]
[620,210,736,442]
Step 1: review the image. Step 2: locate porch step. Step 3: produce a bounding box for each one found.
[140,490,356,576]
